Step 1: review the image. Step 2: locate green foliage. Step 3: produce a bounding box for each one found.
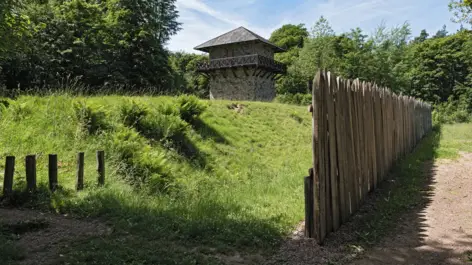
[73,101,108,134]
[177,95,208,123]
[276,93,312,106]
[271,15,472,119]
[406,30,472,103]
[269,24,308,50]
[137,111,188,143]
[449,0,472,24]
[169,52,209,97]
[433,100,471,124]
[120,100,149,127]
[109,126,171,192]
[0,0,181,91]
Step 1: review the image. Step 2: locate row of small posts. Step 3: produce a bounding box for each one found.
[2,151,105,196]
[304,70,433,244]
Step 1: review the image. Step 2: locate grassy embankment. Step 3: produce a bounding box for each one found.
[0,95,312,264]
[1,94,471,265]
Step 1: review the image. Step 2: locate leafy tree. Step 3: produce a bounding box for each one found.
[269,24,309,94]
[449,0,472,24]
[433,25,449,38]
[169,52,209,97]
[413,30,429,43]
[1,0,181,91]
[269,24,308,50]
[405,30,471,103]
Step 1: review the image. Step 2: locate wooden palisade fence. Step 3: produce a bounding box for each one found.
[2,151,105,197]
[305,71,432,243]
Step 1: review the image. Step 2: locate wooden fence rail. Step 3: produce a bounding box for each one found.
[305,71,432,244]
[1,151,105,197]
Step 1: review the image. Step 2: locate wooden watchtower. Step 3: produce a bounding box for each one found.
[195,27,286,101]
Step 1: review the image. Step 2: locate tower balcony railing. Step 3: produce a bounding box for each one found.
[196,54,286,74]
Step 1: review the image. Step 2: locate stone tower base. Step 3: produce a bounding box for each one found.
[209,68,275,101]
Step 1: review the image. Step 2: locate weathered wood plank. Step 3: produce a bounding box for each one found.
[327,72,340,231]
[312,71,322,243]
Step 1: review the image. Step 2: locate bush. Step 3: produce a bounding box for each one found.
[73,101,109,134]
[109,127,172,192]
[119,100,149,127]
[433,100,471,125]
[177,95,207,123]
[137,111,188,143]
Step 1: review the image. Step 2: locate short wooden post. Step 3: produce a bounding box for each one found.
[304,168,314,238]
[25,155,37,192]
[76,152,84,191]
[96,151,105,186]
[48,154,58,192]
[3,156,15,196]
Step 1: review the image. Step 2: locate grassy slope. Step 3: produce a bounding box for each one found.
[0,95,312,264]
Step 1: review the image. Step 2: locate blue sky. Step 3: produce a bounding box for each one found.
[167,0,462,53]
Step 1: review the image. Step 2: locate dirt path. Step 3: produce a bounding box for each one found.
[0,208,108,265]
[351,152,472,265]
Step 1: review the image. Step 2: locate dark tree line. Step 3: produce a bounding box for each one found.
[0,0,181,92]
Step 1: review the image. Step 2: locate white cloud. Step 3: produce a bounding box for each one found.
[167,0,274,53]
[167,0,460,53]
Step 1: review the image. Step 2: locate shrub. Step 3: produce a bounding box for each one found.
[157,102,180,116]
[433,100,471,125]
[137,112,188,143]
[119,100,149,127]
[73,101,108,134]
[109,127,172,192]
[177,95,207,123]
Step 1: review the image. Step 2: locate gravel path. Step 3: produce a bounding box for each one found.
[351,152,472,265]
[267,153,472,265]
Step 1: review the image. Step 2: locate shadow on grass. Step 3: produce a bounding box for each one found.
[191,118,231,145]
[313,125,472,264]
[53,190,283,265]
[171,133,211,170]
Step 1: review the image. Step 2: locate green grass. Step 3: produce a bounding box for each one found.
[1,94,470,264]
[0,95,312,264]
[435,123,472,159]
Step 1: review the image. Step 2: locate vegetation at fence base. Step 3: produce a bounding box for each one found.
[0,94,312,264]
